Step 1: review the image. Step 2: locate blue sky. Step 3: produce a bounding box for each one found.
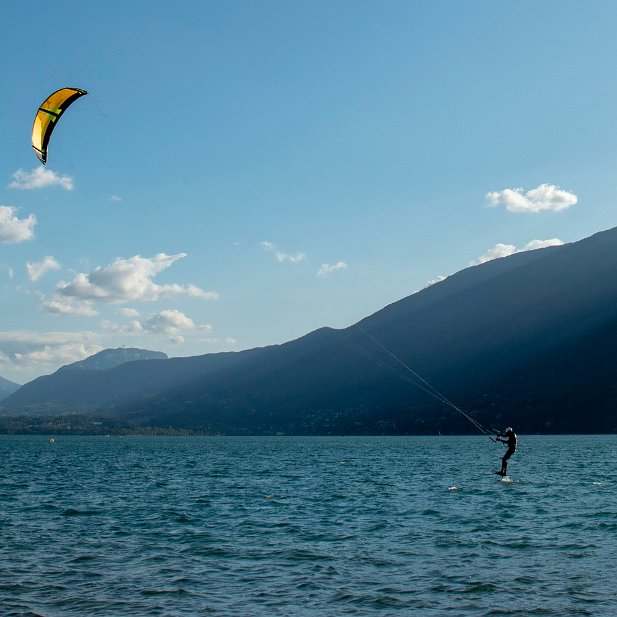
[1,1,617,383]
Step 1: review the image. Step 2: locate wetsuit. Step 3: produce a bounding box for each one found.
[498,431,517,475]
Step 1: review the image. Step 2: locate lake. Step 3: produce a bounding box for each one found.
[0,435,615,615]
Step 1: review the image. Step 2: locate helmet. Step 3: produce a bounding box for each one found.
[505,427,513,434]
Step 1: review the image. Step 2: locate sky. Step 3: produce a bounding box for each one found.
[1,1,617,384]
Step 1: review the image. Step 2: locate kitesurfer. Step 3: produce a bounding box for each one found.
[496,427,517,476]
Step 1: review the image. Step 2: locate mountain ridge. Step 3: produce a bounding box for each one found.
[0,375,20,402]
[3,227,617,433]
[63,347,168,372]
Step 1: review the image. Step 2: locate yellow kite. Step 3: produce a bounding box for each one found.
[32,88,88,164]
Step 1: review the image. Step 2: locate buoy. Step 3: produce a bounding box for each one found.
[49,437,55,444]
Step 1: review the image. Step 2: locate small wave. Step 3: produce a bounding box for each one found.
[2,434,616,616]
[195,546,235,558]
[463,581,498,593]
[283,547,332,561]
[68,554,96,563]
[486,608,561,615]
[421,508,440,516]
[140,587,190,596]
[62,508,101,517]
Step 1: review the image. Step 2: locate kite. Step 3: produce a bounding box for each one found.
[32,87,88,164]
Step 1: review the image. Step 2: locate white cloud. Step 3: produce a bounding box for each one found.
[199,336,237,346]
[127,320,144,332]
[108,195,123,203]
[146,309,195,330]
[101,309,212,344]
[0,206,36,243]
[260,240,306,264]
[1,265,14,280]
[522,238,564,251]
[118,307,140,317]
[486,184,577,213]
[100,319,143,333]
[26,256,61,281]
[276,251,306,263]
[472,238,564,265]
[9,167,74,191]
[143,309,197,343]
[424,275,447,288]
[54,253,218,304]
[473,243,517,265]
[15,345,90,365]
[41,298,98,317]
[0,330,101,369]
[316,261,348,278]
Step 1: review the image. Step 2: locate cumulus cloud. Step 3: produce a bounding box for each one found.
[145,309,194,332]
[522,238,565,251]
[100,319,143,334]
[260,240,306,264]
[473,243,517,264]
[143,309,209,343]
[41,297,98,317]
[316,261,348,278]
[26,256,61,281]
[118,307,140,317]
[472,238,564,265]
[486,184,577,213]
[0,330,101,370]
[0,206,36,243]
[9,167,74,191]
[101,309,212,344]
[424,275,448,288]
[277,252,306,264]
[54,253,218,304]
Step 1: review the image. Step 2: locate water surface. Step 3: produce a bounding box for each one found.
[0,435,615,615]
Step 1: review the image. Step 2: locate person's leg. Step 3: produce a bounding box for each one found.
[502,448,514,474]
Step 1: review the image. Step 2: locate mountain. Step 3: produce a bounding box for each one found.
[66,347,168,371]
[118,226,617,434]
[0,376,20,402]
[4,227,617,433]
[1,348,170,412]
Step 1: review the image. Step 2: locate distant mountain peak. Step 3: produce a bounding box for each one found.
[62,348,168,372]
[0,375,20,401]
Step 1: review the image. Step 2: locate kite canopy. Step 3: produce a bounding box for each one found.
[32,87,88,164]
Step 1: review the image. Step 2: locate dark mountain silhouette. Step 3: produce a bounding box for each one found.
[0,345,270,414]
[4,227,617,433]
[0,376,20,402]
[1,348,169,412]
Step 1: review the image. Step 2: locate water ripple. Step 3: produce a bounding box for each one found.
[1,435,617,615]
